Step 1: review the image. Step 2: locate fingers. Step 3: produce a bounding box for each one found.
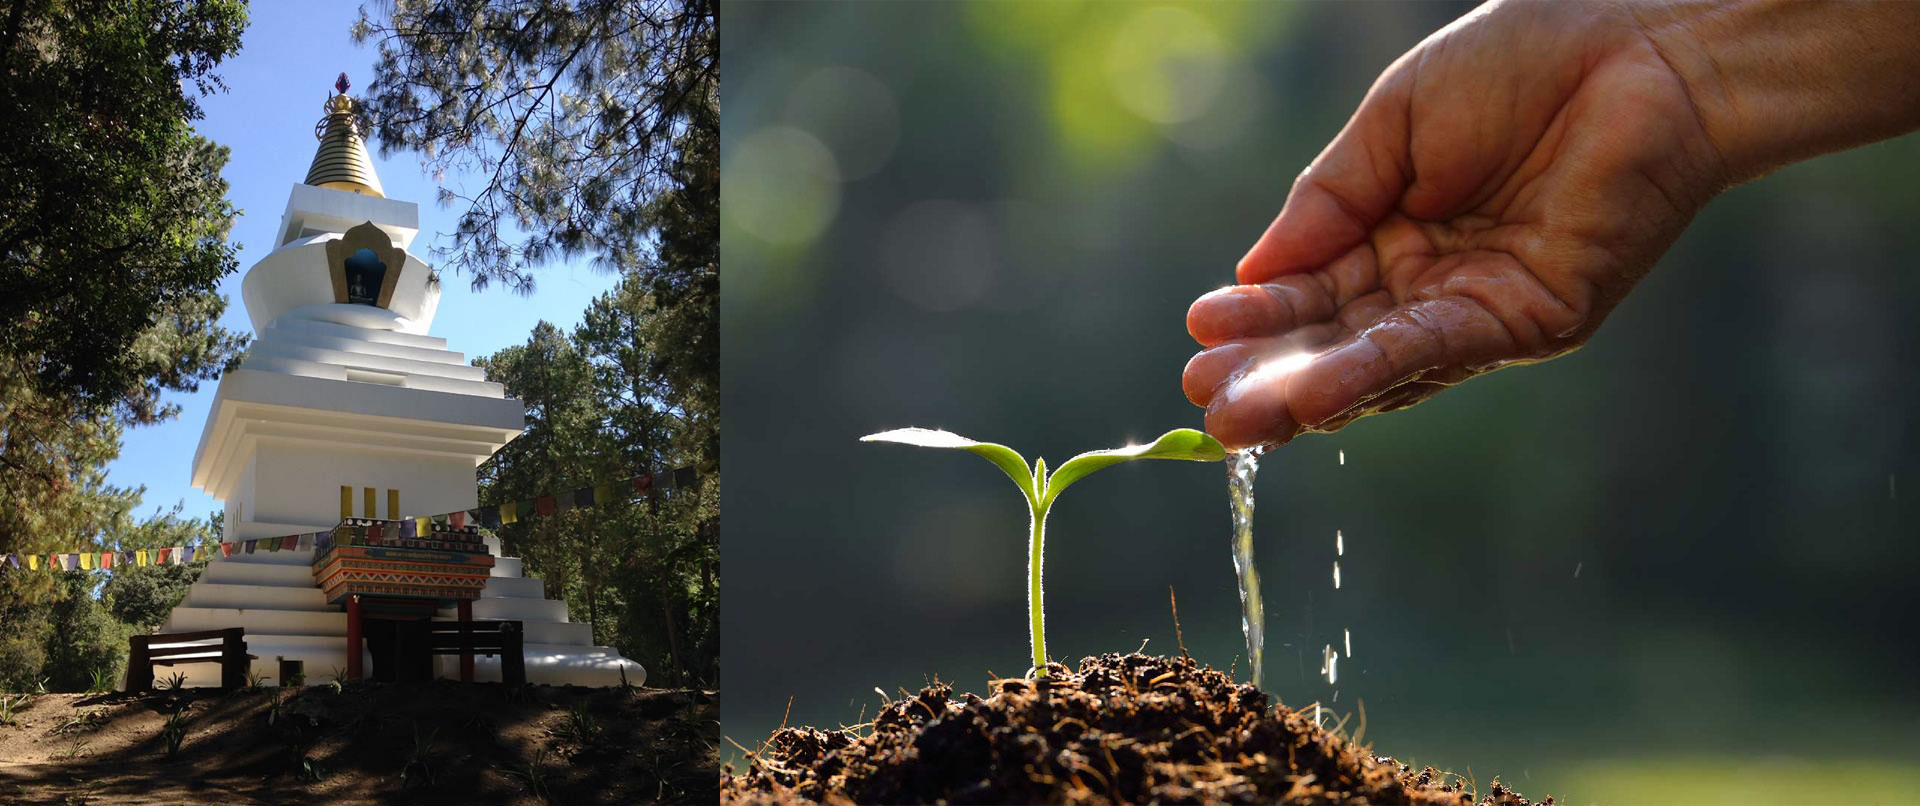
[1182,325,1342,407]
[1191,244,1383,347]
[1237,67,1412,285]
[1195,296,1518,449]
[1186,277,1335,347]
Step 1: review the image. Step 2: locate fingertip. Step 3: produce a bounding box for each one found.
[1182,342,1254,406]
[1187,286,1275,346]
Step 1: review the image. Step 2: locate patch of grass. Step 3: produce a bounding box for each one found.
[504,747,552,803]
[399,721,438,789]
[0,693,28,726]
[87,667,114,693]
[159,672,188,691]
[50,710,107,736]
[556,702,605,750]
[160,708,188,759]
[244,670,269,690]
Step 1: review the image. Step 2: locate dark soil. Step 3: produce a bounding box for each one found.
[723,653,1544,805]
[0,681,717,805]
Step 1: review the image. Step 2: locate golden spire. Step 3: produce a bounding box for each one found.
[304,73,385,198]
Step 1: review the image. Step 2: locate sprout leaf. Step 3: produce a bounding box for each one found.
[861,428,1037,508]
[1041,428,1225,507]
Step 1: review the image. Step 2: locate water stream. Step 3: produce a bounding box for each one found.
[1227,447,1265,688]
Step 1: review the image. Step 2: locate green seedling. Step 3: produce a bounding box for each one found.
[863,427,1225,676]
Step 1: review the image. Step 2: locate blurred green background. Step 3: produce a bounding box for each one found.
[720,2,1920,803]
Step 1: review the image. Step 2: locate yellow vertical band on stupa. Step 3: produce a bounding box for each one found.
[363,487,376,519]
[387,489,399,520]
[340,486,353,520]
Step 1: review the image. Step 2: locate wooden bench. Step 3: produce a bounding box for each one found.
[396,619,525,685]
[126,628,252,691]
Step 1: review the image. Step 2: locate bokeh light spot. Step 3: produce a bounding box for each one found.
[722,125,841,247]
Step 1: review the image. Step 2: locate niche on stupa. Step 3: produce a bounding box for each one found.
[325,221,405,308]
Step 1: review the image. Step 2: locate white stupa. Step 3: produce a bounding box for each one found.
[153,82,645,688]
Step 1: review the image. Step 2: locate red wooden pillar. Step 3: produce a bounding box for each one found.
[457,599,475,682]
[346,594,363,682]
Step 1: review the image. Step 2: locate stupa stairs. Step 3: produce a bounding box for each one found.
[151,544,643,688]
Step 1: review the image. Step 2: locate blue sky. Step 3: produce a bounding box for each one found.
[109,4,618,521]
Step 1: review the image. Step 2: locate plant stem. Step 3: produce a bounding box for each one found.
[1029,502,1048,676]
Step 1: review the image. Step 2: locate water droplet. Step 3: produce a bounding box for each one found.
[1332,562,1341,589]
[1336,529,1343,556]
[1338,450,1345,466]
[1573,561,1583,578]
[1344,628,1352,658]
[1320,643,1338,684]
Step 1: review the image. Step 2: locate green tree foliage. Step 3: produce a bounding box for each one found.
[0,0,250,599]
[0,509,217,692]
[98,507,218,630]
[0,0,248,688]
[353,0,718,293]
[0,0,250,417]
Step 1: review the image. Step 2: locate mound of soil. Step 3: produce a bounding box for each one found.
[724,653,1544,805]
[0,681,717,805]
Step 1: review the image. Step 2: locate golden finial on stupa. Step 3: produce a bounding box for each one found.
[304,72,385,198]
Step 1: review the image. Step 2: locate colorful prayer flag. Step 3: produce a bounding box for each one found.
[535,496,557,517]
[244,540,257,554]
[633,474,654,494]
[451,511,467,529]
[220,542,234,558]
[181,546,195,564]
[27,555,40,571]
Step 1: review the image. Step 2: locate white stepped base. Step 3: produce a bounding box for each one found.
[164,606,344,636]
[437,596,567,622]
[201,561,315,586]
[185,583,328,610]
[484,575,546,598]
[434,645,645,687]
[155,639,641,688]
[153,549,640,687]
[161,606,594,646]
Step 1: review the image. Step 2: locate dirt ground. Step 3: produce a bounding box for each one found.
[0,681,717,805]
[725,653,1543,806]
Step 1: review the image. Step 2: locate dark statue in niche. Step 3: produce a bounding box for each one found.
[343,248,386,306]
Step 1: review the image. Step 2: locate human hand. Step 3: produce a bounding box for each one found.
[1183,0,1920,450]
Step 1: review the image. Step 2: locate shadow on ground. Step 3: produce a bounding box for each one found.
[0,682,717,805]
